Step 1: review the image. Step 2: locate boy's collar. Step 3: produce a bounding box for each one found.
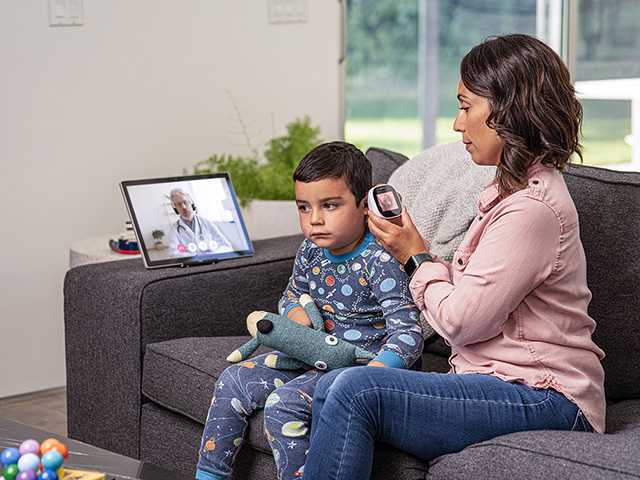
[323,230,374,263]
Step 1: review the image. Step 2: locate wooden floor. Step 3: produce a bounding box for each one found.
[0,387,67,436]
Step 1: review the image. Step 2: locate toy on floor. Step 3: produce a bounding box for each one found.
[1,437,67,480]
[226,294,376,370]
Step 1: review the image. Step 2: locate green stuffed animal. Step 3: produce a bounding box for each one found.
[226,294,376,370]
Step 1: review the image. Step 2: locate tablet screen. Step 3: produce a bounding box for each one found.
[120,173,253,268]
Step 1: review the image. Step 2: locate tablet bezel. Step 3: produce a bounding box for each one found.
[120,173,254,269]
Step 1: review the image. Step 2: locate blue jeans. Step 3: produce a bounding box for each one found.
[304,367,592,480]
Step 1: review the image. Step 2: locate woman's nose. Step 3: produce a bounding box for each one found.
[453,112,465,133]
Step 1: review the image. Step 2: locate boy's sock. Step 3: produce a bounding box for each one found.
[195,468,225,480]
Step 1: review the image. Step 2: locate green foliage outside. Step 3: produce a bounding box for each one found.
[193,117,322,207]
[346,116,632,166]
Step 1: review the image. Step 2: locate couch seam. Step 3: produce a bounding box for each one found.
[565,166,640,186]
[144,342,272,377]
[464,441,640,478]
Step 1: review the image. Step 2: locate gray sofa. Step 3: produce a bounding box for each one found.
[64,147,640,479]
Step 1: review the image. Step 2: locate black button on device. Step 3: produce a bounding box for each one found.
[457,259,464,265]
[257,319,273,334]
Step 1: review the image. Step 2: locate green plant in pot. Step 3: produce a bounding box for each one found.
[193,117,322,207]
[151,229,166,249]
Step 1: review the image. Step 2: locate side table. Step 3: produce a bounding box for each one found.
[69,236,140,269]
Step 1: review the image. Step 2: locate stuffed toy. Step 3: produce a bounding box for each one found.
[226,294,376,370]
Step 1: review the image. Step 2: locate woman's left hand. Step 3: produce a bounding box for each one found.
[367,208,430,265]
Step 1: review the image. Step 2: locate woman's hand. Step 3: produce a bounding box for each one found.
[367,208,430,265]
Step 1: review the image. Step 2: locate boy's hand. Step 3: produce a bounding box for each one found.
[287,305,312,327]
[367,360,386,367]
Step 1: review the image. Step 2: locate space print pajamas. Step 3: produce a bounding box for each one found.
[196,231,423,480]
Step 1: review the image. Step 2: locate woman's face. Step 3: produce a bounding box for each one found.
[453,81,504,166]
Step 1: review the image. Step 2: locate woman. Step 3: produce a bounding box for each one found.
[302,34,605,480]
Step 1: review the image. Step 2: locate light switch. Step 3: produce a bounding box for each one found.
[268,0,308,24]
[67,0,84,25]
[49,0,83,27]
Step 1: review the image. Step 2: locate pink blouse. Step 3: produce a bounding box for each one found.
[409,162,606,433]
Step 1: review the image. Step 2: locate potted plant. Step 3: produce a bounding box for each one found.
[151,229,166,249]
[193,117,322,239]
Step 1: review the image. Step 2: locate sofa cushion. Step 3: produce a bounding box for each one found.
[427,427,640,480]
[366,147,409,185]
[563,165,640,400]
[142,336,272,425]
[606,399,640,434]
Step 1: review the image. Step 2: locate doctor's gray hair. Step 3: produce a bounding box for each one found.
[169,188,193,206]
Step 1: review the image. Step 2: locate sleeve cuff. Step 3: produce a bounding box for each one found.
[409,261,452,310]
[373,351,406,369]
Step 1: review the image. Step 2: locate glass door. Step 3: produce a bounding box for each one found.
[572,0,640,170]
[344,0,640,171]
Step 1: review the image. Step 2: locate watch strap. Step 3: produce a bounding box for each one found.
[404,252,434,278]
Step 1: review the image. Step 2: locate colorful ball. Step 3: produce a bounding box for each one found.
[39,451,63,473]
[16,471,37,480]
[17,441,39,458]
[38,440,59,457]
[16,454,39,473]
[38,470,58,480]
[1,448,20,466]
[3,463,20,480]
[49,443,67,461]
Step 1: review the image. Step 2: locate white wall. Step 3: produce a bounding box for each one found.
[0,0,342,397]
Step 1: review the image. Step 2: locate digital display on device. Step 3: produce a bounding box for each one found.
[120,173,253,269]
[369,184,402,219]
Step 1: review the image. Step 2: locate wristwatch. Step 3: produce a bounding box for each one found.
[404,252,434,278]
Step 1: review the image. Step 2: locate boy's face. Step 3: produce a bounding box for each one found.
[295,177,367,255]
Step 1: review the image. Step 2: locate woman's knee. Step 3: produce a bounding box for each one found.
[315,366,360,398]
[323,367,373,403]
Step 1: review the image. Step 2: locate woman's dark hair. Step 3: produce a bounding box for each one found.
[293,141,372,204]
[460,34,583,195]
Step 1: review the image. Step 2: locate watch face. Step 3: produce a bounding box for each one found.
[373,186,402,218]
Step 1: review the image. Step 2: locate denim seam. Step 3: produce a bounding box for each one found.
[336,399,356,479]
[570,410,580,431]
[350,385,552,408]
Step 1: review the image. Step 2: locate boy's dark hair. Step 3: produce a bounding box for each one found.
[293,141,372,204]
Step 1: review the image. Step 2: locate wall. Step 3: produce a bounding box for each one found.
[0,0,341,397]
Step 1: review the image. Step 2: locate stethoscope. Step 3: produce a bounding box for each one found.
[176,216,206,241]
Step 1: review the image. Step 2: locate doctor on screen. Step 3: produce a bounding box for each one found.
[168,188,232,256]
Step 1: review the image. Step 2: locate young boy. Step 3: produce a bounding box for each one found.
[196,141,424,480]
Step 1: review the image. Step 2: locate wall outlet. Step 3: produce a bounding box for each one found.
[268,0,308,24]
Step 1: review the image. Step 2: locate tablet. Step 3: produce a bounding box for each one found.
[120,173,254,269]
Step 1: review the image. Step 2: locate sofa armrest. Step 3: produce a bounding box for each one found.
[64,234,302,459]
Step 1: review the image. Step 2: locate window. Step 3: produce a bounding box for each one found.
[344,0,640,170]
[573,0,640,170]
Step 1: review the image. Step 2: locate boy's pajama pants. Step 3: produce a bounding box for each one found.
[197,352,326,480]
